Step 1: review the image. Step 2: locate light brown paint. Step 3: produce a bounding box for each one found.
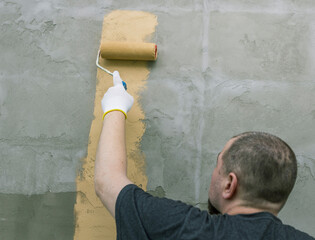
[74,10,157,239]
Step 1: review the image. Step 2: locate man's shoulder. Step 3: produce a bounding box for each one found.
[281,222,315,240]
[225,212,314,240]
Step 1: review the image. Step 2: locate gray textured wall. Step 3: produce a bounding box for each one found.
[1,0,314,239]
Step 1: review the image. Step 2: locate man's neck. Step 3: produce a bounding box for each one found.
[225,206,277,216]
[222,200,280,216]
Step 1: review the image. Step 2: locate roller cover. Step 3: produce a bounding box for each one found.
[100,41,157,61]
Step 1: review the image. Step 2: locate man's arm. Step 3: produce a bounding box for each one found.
[94,71,134,217]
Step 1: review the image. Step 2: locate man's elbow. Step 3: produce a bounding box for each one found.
[94,173,130,218]
[94,174,106,199]
[94,176,116,217]
[94,165,113,198]
[94,173,119,201]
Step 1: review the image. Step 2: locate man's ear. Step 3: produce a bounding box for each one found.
[222,172,238,199]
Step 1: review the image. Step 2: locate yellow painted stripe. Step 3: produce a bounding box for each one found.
[74,10,158,239]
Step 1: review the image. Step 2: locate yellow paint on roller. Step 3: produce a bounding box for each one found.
[101,42,157,61]
[74,10,157,240]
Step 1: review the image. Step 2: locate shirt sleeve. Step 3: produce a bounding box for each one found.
[115,184,208,240]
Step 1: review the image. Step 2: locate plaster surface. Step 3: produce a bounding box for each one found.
[1,0,315,239]
[0,192,76,240]
[0,0,103,195]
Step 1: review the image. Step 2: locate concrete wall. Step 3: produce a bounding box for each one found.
[1,0,314,239]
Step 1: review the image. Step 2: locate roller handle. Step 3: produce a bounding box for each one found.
[96,50,127,90]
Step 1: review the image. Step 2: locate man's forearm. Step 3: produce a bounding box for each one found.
[94,111,132,217]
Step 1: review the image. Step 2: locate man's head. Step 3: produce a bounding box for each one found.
[208,132,297,215]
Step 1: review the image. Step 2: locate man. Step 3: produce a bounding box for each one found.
[94,71,314,239]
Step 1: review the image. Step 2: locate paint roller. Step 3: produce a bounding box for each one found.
[96,41,158,89]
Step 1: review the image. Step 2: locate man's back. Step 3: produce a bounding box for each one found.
[116,184,314,240]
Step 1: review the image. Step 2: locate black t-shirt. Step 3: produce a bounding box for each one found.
[115,184,314,240]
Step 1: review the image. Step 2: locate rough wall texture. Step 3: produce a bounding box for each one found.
[0,0,314,239]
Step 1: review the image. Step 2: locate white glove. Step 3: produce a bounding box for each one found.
[101,71,134,119]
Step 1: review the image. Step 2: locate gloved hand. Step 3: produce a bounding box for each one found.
[101,71,134,119]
